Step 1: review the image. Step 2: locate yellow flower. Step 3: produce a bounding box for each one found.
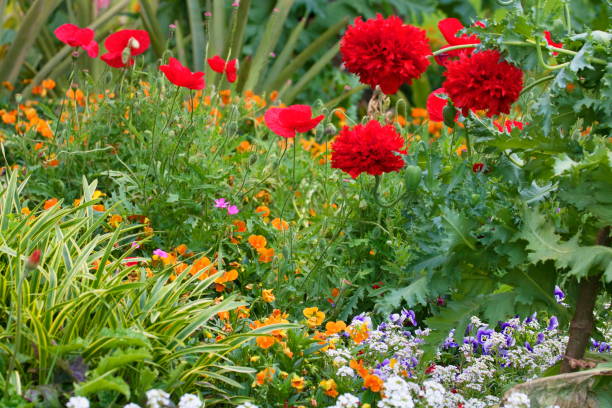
[262,289,275,303]
[250,356,260,363]
[320,379,339,398]
[303,307,325,328]
[290,375,305,391]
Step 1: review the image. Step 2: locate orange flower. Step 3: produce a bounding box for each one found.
[456,144,467,156]
[256,335,276,349]
[175,244,188,255]
[233,219,247,232]
[191,256,217,279]
[269,90,279,101]
[216,269,238,284]
[236,140,251,153]
[325,321,346,335]
[331,287,340,297]
[271,218,289,231]
[218,310,230,320]
[219,89,231,104]
[303,307,325,328]
[350,359,369,378]
[43,198,59,210]
[364,374,383,392]
[92,204,105,212]
[108,214,123,228]
[262,289,275,303]
[42,79,56,90]
[257,247,274,263]
[21,207,31,216]
[255,205,270,217]
[255,367,275,385]
[248,234,267,249]
[255,190,271,203]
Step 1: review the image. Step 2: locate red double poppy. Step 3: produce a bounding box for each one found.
[101,29,150,68]
[160,58,205,90]
[207,55,238,83]
[54,24,99,58]
[264,105,324,139]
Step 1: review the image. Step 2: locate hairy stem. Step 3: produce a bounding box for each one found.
[560,226,610,373]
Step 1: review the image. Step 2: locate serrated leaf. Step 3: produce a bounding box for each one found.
[441,208,477,250]
[519,181,558,204]
[515,208,612,280]
[377,276,429,314]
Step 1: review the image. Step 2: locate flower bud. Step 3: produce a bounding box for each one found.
[127,37,140,50]
[25,249,41,270]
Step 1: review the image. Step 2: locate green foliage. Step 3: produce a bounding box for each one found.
[0,173,277,405]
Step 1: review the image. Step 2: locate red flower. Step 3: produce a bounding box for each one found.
[443,50,523,117]
[425,364,436,374]
[340,14,431,95]
[54,24,98,58]
[494,119,525,133]
[122,257,140,267]
[544,31,563,56]
[207,55,238,83]
[264,105,324,138]
[331,120,405,179]
[426,88,448,122]
[472,162,484,173]
[101,29,150,68]
[160,58,205,90]
[434,18,481,65]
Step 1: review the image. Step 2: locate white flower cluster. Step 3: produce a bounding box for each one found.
[503,392,530,408]
[66,396,90,408]
[146,389,171,408]
[178,393,203,408]
[328,393,360,408]
[377,375,416,408]
[236,402,259,408]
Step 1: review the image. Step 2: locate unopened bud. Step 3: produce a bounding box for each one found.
[26,249,41,270]
[121,48,131,65]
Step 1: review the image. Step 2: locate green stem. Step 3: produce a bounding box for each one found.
[520,74,556,95]
[430,41,607,66]
[371,175,411,209]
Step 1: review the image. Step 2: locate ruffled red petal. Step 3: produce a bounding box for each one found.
[426,88,448,122]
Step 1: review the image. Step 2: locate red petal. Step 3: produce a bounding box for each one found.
[104,29,150,56]
[225,59,238,83]
[82,40,99,58]
[264,108,295,138]
[101,51,130,68]
[426,88,447,122]
[54,24,94,47]
[207,55,226,73]
[438,18,465,45]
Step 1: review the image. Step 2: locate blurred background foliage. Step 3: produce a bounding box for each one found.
[0,0,609,106]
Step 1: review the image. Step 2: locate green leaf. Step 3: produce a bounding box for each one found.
[75,372,130,398]
[440,208,477,250]
[94,348,152,375]
[377,276,429,314]
[516,207,612,280]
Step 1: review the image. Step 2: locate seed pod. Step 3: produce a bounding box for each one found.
[404,165,422,191]
[443,103,457,128]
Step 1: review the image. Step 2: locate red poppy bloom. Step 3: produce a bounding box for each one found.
[160,58,205,90]
[331,120,405,179]
[426,88,448,122]
[443,50,523,117]
[264,105,324,138]
[54,24,98,58]
[494,119,525,133]
[101,29,150,68]
[207,55,238,83]
[340,14,431,95]
[434,18,481,65]
[544,31,563,56]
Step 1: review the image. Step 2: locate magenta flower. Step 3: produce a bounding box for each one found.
[131,241,141,249]
[214,198,229,208]
[153,248,169,259]
[227,205,239,215]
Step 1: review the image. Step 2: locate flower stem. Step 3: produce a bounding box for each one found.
[520,74,556,95]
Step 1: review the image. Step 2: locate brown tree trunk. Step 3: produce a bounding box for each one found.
[560,226,610,373]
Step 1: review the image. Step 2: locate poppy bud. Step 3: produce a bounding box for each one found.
[26,249,41,270]
[404,165,422,192]
[442,103,457,128]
